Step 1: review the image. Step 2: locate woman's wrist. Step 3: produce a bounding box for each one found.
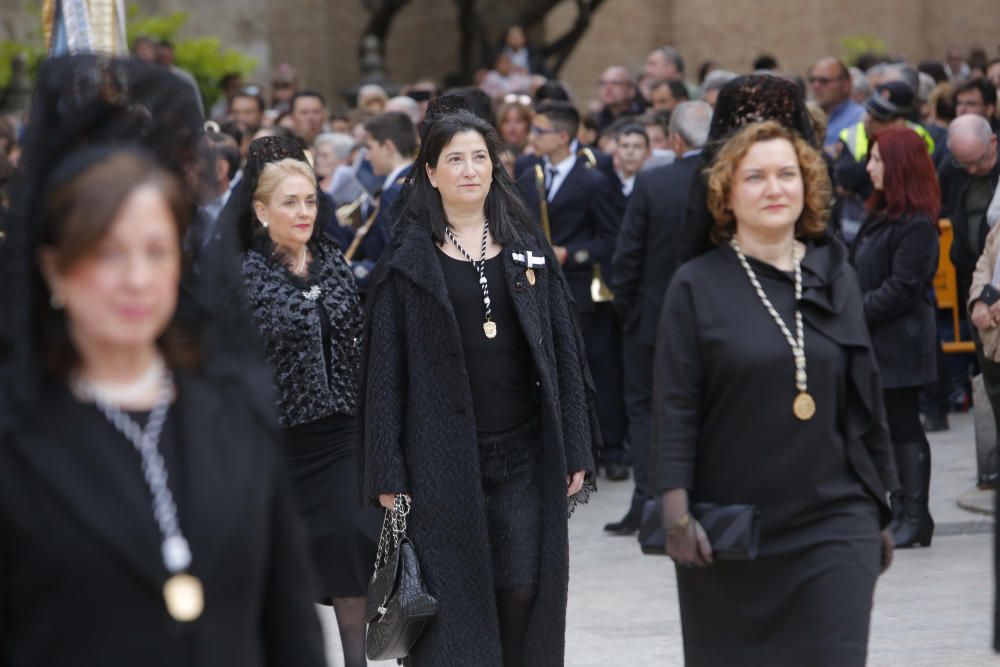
[666,512,692,535]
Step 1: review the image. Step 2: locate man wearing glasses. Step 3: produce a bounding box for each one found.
[808,56,864,149]
[940,114,1000,315]
[595,66,645,131]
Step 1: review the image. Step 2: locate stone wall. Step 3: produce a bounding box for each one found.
[5,0,999,111]
[555,0,1000,107]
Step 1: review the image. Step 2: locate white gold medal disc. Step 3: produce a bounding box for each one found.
[163,573,204,622]
[793,392,816,421]
[483,321,498,339]
[525,268,536,285]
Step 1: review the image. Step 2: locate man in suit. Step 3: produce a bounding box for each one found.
[355,111,418,279]
[605,100,712,534]
[611,123,652,213]
[517,101,625,477]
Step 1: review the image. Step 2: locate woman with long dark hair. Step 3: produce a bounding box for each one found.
[850,125,941,548]
[360,102,599,666]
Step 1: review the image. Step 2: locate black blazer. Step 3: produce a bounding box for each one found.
[0,373,326,667]
[849,211,939,389]
[517,156,620,312]
[611,154,701,344]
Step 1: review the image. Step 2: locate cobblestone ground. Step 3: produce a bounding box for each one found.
[321,413,995,666]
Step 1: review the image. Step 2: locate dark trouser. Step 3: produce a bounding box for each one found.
[622,333,655,518]
[579,303,627,463]
[974,336,1000,438]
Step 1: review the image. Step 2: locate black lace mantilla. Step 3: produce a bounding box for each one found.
[242,240,362,428]
[704,73,818,163]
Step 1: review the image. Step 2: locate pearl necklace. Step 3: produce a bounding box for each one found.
[730,237,815,421]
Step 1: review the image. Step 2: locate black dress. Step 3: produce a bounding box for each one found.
[653,240,890,667]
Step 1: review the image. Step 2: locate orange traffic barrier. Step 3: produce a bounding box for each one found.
[933,220,976,354]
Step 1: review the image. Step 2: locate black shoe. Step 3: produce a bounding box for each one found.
[922,413,949,432]
[604,462,630,481]
[603,513,641,535]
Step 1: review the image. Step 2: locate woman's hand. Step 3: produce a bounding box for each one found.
[972,301,994,330]
[879,528,894,574]
[378,493,411,510]
[661,489,713,567]
[567,470,585,496]
[665,516,714,568]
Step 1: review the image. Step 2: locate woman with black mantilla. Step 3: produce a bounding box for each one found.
[359,99,599,666]
[228,135,381,667]
[0,55,325,666]
[653,121,898,667]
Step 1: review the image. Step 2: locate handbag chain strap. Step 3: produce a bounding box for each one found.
[374,494,410,572]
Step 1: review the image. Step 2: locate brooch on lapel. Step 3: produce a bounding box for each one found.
[512,250,546,285]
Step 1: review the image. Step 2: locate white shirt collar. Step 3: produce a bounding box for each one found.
[544,152,576,178]
[384,161,412,189]
[617,171,637,196]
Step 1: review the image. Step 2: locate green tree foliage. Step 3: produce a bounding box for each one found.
[126,6,257,110]
[0,2,45,91]
[840,34,888,67]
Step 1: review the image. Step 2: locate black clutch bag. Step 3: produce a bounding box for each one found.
[365,496,438,660]
[638,498,761,561]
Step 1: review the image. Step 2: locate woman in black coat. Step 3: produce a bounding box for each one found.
[849,125,941,548]
[0,147,326,667]
[655,122,897,667]
[360,104,599,666]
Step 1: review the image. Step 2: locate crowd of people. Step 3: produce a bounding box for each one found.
[2,21,1000,667]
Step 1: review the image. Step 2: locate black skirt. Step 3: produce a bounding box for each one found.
[675,502,882,667]
[478,415,543,590]
[285,413,381,599]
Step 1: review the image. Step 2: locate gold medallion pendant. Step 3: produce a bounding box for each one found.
[163,573,204,622]
[525,268,536,286]
[793,392,816,421]
[483,321,498,339]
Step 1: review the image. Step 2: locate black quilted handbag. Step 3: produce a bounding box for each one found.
[639,498,760,561]
[365,495,438,660]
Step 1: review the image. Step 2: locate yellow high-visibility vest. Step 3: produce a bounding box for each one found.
[838,121,935,162]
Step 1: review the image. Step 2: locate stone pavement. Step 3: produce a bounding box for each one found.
[320,412,996,666]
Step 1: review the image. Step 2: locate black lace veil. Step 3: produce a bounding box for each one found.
[674,74,820,265]
[0,54,274,432]
[216,135,331,253]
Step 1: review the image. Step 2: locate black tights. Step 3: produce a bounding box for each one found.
[332,596,367,667]
[496,586,536,667]
[883,387,926,443]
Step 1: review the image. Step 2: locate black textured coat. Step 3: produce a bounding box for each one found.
[849,212,939,389]
[242,240,362,427]
[359,223,599,666]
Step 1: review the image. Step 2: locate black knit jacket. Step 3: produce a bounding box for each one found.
[242,239,362,428]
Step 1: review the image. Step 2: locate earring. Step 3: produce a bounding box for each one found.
[50,293,65,310]
[260,220,269,228]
